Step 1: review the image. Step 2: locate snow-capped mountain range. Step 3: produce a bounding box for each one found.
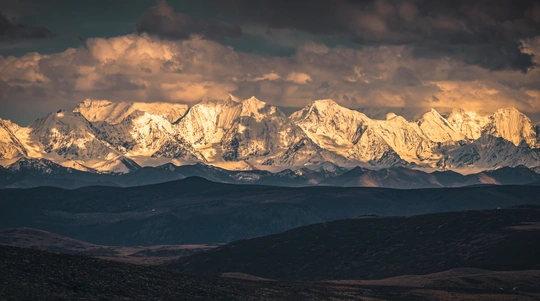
[1,97,539,173]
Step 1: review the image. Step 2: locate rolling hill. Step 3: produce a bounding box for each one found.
[1,177,539,245]
[170,207,540,281]
[2,245,539,300]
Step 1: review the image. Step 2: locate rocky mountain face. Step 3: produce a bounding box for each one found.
[483,108,537,147]
[0,119,27,160]
[96,111,204,163]
[292,100,539,169]
[0,97,539,173]
[74,99,188,124]
[29,111,119,161]
[446,109,490,140]
[290,100,403,165]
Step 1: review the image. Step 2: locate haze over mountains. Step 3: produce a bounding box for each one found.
[1,97,539,176]
[2,156,540,189]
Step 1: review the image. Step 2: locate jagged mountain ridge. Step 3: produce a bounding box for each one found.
[73,99,188,124]
[290,99,404,165]
[0,97,539,173]
[0,119,27,159]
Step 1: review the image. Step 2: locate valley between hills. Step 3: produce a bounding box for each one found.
[1,204,539,300]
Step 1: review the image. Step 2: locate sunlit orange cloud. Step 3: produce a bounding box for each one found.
[1,33,540,124]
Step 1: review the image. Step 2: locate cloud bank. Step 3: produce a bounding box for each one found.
[216,0,540,71]
[1,33,540,124]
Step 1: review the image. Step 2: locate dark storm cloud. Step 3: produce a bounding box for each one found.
[215,0,540,71]
[411,42,535,73]
[0,10,53,39]
[136,0,242,41]
[220,0,540,42]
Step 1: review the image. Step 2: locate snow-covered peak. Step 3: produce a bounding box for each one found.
[382,113,408,124]
[74,99,188,124]
[126,111,175,133]
[425,108,442,117]
[374,113,430,163]
[386,112,398,120]
[0,119,19,143]
[175,99,243,148]
[290,99,405,164]
[303,99,350,115]
[221,97,308,163]
[417,108,465,142]
[240,96,285,120]
[291,99,371,145]
[0,118,27,160]
[95,110,203,163]
[243,96,263,104]
[291,99,369,123]
[483,108,536,147]
[0,118,21,132]
[31,110,94,133]
[74,99,127,123]
[446,109,489,140]
[2,97,540,173]
[311,99,339,108]
[29,111,119,161]
[496,107,520,114]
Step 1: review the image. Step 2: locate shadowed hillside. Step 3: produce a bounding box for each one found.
[1,177,540,245]
[0,227,216,265]
[2,245,539,301]
[0,245,343,301]
[170,207,540,281]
